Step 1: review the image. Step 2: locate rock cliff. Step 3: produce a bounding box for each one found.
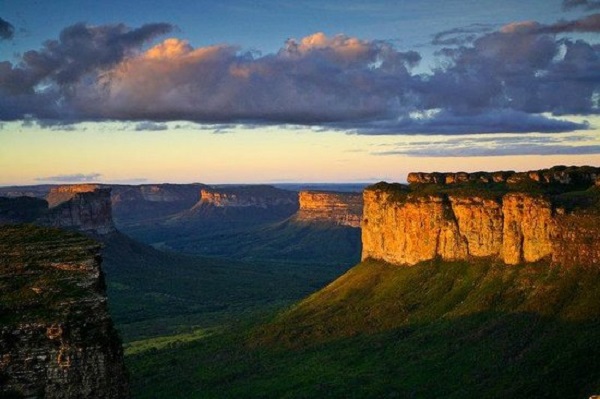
[197,185,298,209]
[294,191,363,227]
[41,188,116,235]
[0,224,129,398]
[363,166,600,267]
[46,184,102,207]
[407,165,600,186]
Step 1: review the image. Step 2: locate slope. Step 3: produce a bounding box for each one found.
[99,231,351,342]
[126,258,600,399]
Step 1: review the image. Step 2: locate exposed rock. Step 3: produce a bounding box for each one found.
[0,225,129,398]
[363,166,600,267]
[551,214,600,268]
[407,166,600,187]
[47,184,102,208]
[40,189,116,235]
[294,191,362,227]
[198,185,298,209]
[501,194,554,264]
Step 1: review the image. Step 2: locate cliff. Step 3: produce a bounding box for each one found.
[197,185,298,209]
[407,165,600,186]
[0,224,128,398]
[46,184,102,207]
[41,188,116,235]
[363,166,600,267]
[294,191,363,228]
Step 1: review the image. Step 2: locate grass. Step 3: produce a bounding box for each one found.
[123,258,600,398]
[100,232,353,342]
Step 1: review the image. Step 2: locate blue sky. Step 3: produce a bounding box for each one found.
[0,0,599,184]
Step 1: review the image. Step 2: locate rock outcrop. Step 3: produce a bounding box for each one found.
[363,166,600,267]
[197,185,298,209]
[0,225,129,398]
[46,185,102,208]
[294,191,363,227]
[41,189,116,235]
[407,166,600,186]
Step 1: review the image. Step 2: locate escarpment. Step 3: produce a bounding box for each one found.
[363,166,600,267]
[294,191,362,227]
[0,225,129,398]
[41,188,116,235]
[197,185,298,208]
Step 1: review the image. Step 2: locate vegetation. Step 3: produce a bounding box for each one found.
[0,225,100,324]
[125,258,600,398]
[100,232,353,342]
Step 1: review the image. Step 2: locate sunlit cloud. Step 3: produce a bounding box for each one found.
[0,16,598,136]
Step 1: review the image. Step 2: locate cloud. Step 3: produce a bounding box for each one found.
[0,17,14,40]
[562,0,600,11]
[35,173,102,182]
[432,24,494,46]
[373,133,600,157]
[0,20,598,136]
[134,121,168,131]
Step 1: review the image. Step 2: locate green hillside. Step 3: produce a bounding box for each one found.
[126,258,600,398]
[100,232,351,342]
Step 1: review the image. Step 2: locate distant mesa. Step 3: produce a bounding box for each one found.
[363,165,600,268]
[0,186,116,235]
[294,190,363,228]
[197,185,298,209]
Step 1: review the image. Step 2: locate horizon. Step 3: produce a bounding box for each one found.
[1,0,599,185]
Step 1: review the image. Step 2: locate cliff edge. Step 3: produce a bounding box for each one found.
[294,191,363,227]
[362,166,600,267]
[0,225,129,398]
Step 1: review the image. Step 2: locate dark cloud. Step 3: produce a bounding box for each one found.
[0,22,172,95]
[134,121,168,131]
[432,24,494,46]
[539,13,600,33]
[35,173,102,182]
[0,17,15,40]
[562,0,600,11]
[0,20,598,136]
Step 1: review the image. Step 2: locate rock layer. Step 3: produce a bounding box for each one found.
[41,189,116,235]
[0,225,129,398]
[407,166,600,186]
[362,171,600,267]
[198,185,298,208]
[294,191,363,227]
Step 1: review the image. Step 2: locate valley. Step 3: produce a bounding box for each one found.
[1,166,599,398]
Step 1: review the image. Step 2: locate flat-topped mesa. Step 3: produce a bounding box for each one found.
[407,166,600,186]
[0,225,129,398]
[197,185,298,209]
[46,184,102,207]
[362,166,600,268]
[41,188,115,235]
[294,191,363,228]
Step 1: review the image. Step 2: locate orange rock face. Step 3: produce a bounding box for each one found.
[362,187,598,267]
[46,185,101,207]
[294,191,362,227]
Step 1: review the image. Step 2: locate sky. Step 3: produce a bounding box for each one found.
[0,0,599,185]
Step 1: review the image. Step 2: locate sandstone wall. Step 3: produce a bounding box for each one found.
[407,166,600,186]
[41,189,116,235]
[46,184,102,207]
[0,225,129,398]
[362,188,599,267]
[294,191,362,227]
[197,186,298,209]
